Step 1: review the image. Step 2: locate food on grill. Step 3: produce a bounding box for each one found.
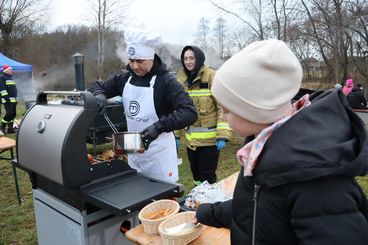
[87,153,100,165]
[87,153,94,162]
[86,149,128,165]
[144,207,175,220]
[98,149,128,162]
[100,149,115,161]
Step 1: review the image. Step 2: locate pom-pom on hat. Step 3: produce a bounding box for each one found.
[211,39,303,124]
[2,65,12,74]
[124,28,162,59]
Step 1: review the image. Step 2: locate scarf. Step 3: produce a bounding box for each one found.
[236,94,311,176]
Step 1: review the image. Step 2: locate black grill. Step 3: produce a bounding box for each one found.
[16,91,182,216]
[87,104,127,145]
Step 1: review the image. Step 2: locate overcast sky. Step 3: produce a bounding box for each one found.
[49,0,220,44]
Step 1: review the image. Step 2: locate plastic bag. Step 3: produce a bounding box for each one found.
[184,181,233,210]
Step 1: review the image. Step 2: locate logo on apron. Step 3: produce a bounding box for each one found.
[129,100,140,116]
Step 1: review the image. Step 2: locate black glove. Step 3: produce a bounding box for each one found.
[95,94,107,115]
[141,124,162,150]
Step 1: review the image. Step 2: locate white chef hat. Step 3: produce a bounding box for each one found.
[124,28,162,59]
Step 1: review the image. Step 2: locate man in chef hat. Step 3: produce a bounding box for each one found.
[88,28,197,183]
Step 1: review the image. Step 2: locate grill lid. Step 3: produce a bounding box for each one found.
[17,91,98,187]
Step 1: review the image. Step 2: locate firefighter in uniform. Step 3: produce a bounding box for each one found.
[0,65,17,135]
[175,46,231,185]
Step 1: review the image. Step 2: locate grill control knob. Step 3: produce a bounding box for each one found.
[36,121,46,133]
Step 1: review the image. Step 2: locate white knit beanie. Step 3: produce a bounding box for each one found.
[211,39,302,124]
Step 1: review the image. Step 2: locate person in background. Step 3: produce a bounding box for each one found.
[175,46,231,185]
[88,29,197,183]
[334,83,342,90]
[347,83,367,109]
[192,39,368,244]
[342,78,354,95]
[0,65,18,135]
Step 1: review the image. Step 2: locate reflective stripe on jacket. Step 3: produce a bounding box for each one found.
[1,97,17,103]
[175,65,231,149]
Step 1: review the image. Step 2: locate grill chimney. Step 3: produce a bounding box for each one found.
[73,52,85,91]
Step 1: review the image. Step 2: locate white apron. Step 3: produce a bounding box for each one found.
[122,75,178,182]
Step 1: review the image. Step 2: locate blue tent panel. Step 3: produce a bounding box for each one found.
[0,53,32,72]
[0,53,34,100]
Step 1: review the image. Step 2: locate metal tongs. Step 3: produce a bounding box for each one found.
[103,113,119,133]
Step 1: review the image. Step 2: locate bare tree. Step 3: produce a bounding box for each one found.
[213,17,227,58]
[269,0,300,41]
[229,28,250,52]
[288,25,316,81]
[196,17,211,49]
[0,0,47,56]
[250,0,265,40]
[207,0,302,44]
[346,1,368,81]
[87,0,132,80]
[300,0,351,84]
[207,0,302,56]
[207,0,265,39]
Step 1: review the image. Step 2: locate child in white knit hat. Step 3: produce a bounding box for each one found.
[192,39,368,244]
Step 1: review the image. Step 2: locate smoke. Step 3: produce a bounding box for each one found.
[114,37,226,74]
[159,44,225,71]
[14,72,36,101]
[115,35,129,65]
[33,64,75,94]
[201,47,225,69]
[32,38,102,96]
[156,43,182,72]
[114,37,182,72]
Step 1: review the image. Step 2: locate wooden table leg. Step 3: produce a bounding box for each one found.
[10,148,22,204]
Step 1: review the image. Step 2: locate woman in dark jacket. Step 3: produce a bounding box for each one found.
[193,39,368,245]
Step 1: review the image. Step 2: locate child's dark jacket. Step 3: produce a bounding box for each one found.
[197,89,368,245]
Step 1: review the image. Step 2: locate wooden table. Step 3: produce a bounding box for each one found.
[0,136,21,204]
[125,224,230,245]
[125,172,240,244]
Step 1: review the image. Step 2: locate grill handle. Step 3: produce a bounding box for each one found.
[36,91,97,109]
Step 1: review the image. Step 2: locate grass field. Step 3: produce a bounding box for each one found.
[0,102,367,245]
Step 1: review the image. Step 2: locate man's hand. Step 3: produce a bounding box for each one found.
[142,124,161,150]
[95,94,107,115]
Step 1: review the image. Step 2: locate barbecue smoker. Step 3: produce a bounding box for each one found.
[16,91,183,245]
